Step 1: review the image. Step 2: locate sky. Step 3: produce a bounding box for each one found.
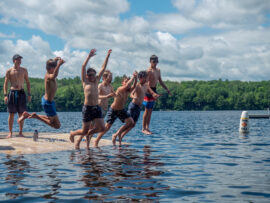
[0,0,270,81]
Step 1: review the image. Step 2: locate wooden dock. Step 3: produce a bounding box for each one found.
[0,132,118,155]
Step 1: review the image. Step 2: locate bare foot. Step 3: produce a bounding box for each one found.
[18,131,25,137]
[142,129,151,135]
[75,140,80,150]
[93,141,98,148]
[146,129,153,134]
[119,136,122,146]
[112,133,118,145]
[6,133,12,138]
[17,111,31,123]
[30,112,38,119]
[69,131,75,143]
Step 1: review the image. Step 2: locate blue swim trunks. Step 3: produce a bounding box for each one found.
[142,87,157,109]
[41,96,57,117]
[128,102,141,123]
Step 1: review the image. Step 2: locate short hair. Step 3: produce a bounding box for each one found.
[150,55,158,62]
[86,67,96,75]
[46,59,57,70]
[138,71,147,79]
[122,76,130,82]
[103,70,112,79]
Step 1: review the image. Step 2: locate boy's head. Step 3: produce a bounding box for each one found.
[150,55,158,67]
[86,67,96,82]
[102,70,112,83]
[138,71,148,84]
[46,59,57,73]
[12,54,23,65]
[122,76,130,86]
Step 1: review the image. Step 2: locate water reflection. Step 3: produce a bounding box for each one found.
[70,145,169,201]
[4,155,30,199]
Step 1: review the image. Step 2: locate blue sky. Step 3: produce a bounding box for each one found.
[0,0,270,81]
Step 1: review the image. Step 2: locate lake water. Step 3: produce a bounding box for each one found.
[0,111,270,202]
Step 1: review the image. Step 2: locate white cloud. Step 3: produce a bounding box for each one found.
[0,0,270,82]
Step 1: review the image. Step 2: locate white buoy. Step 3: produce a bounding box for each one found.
[239,111,249,133]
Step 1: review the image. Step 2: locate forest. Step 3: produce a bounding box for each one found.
[0,76,270,112]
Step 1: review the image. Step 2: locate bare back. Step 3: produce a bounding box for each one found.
[6,67,27,90]
[44,73,57,101]
[111,88,130,110]
[131,83,148,106]
[98,82,113,110]
[147,67,160,88]
[83,79,99,106]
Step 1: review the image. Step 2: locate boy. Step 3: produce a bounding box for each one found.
[18,57,65,128]
[142,55,171,135]
[94,71,137,147]
[3,54,32,138]
[114,71,160,145]
[69,49,112,149]
[76,70,115,149]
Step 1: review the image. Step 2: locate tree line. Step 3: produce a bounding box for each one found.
[0,77,270,112]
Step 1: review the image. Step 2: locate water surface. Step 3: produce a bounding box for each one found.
[0,111,270,202]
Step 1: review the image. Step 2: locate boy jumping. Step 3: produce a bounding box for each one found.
[69,49,112,149]
[115,71,160,144]
[142,55,171,134]
[94,71,137,147]
[18,57,65,128]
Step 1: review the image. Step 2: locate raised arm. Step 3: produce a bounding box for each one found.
[129,71,138,92]
[158,69,171,95]
[24,69,32,102]
[97,49,112,81]
[119,71,137,92]
[82,49,96,83]
[49,57,65,79]
[3,70,9,104]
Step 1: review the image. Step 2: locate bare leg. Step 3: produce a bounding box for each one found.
[94,122,112,147]
[18,112,25,137]
[112,118,134,145]
[17,111,31,123]
[7,113,15,138]
[87,118,105,139]
[142,108,152,134]
[69,121,91,143]
[30,113,61,129]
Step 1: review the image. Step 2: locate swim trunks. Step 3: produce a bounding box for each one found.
[142,87,157,109]
[127,102,141,123]
[41,96,57,117]
[106,108,131,124]
[7,89,27,113]
[82,105,102,123]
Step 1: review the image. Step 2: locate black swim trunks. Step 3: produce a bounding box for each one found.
[7,89,27,113]
[106,107,131,124]
[127,102,141,123]
[82,105,102,123]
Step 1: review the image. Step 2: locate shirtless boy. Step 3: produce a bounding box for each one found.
[18,57,65,128]
[116,71,160,143]
[76,70,115,149]
[94,71,137,147]
[142,55,171,134]
[69,49,112,149]
[3,54,31,138]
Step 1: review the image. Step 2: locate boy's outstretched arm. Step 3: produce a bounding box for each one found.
[51,57,65,79]
[147,85,161,99]
[120,71,137,91]
[158,70,171,96]
[82,49,96,83]
[97,49,112,81]
[129,71,138,92]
